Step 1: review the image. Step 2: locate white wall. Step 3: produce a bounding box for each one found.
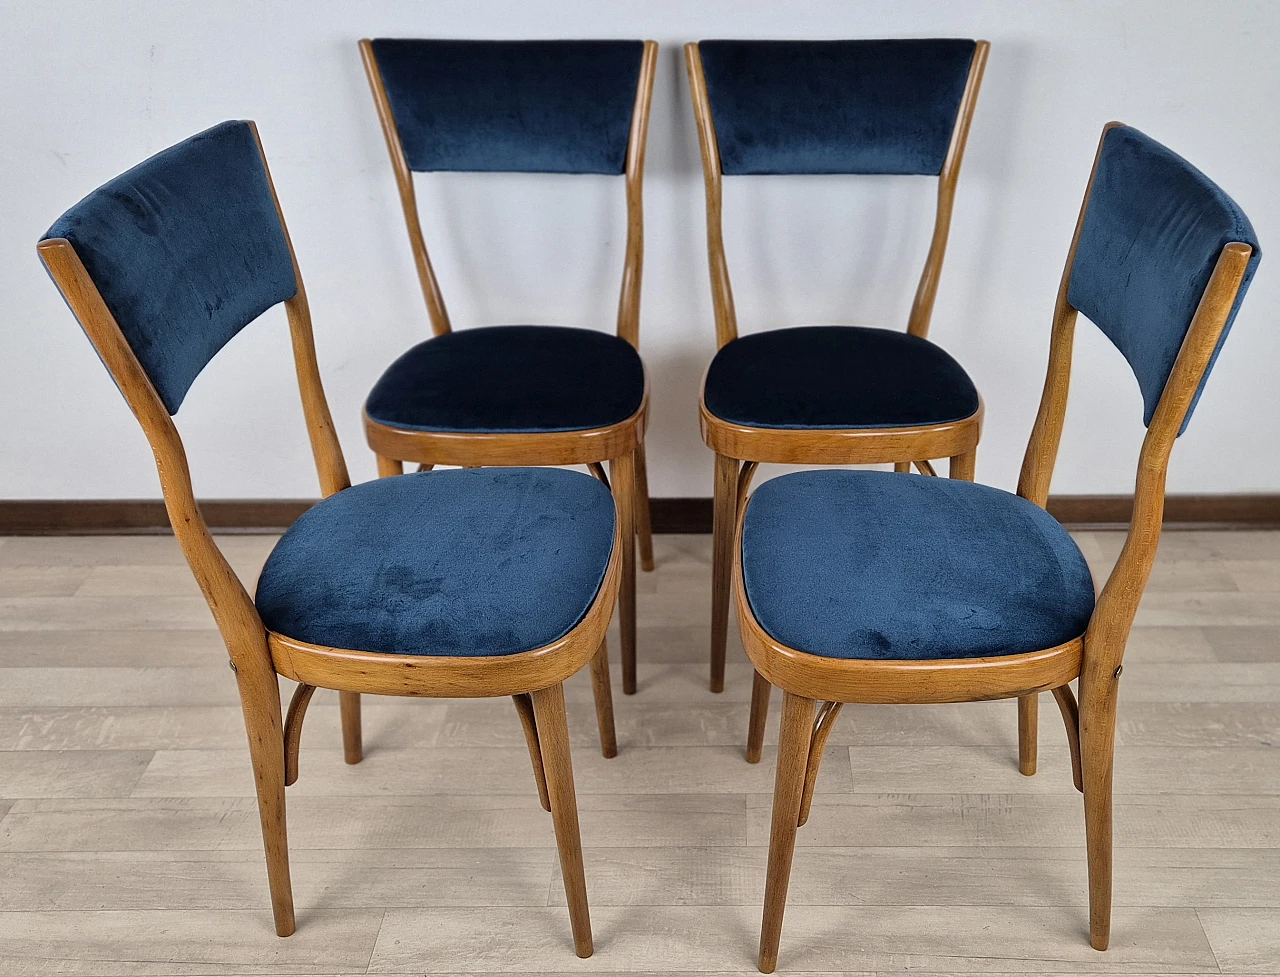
[2,0,1278,501]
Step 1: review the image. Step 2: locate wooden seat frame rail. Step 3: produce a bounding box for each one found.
[684,40,991,693]
[359,39,660,697]
[733,121,1256,972]
[37,122,621,959]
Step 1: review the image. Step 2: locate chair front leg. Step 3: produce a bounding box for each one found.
[375,455,403,477]
[710,453,739,693]
[949,448,976,481]
[531,682,594,958]
[610,450,638,695]
[232,649,295,937]
[634,440,655,572]
[1080,662,1120,951]
[758,691,817,974]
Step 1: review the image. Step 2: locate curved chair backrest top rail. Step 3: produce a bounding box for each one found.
[360,38,659,345]
[38,120,351,675]
[685,38,989,348]
[1017,122,1260,682]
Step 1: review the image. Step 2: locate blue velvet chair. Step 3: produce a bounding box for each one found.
[360,38,658,697]
[684,39,991,693]
[38,120,621,959]
[734,123,1260,971]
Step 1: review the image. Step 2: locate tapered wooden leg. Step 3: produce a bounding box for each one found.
[893,461,911,473]
[589,639,618,758]
[610,450,638,695]
[710,453,739,694]
[758,692,816,973]
[512,693,550,812]
[634,441,655,573]
[232,648,295,937]
[531,683,593,958]
[746,669,771,763]
[1018,693,1038,776]
[949,449,976,481]
[375,455,403,478]
[1080,661,1120,951]
[339,691,363,765]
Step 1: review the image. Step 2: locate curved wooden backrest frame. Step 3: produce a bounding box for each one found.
[684,40,989,349]
[359,39,659,348]
[1016,122,1256,683]
[36,121,352,679]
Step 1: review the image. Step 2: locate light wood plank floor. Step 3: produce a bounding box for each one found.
[0,530,1278,975]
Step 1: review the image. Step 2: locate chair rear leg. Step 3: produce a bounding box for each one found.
[339,691,363,765]
[710,453,738,693]
[746,669,771,763]
[589,638,618,758]
[1080,665,1120,950]
[634,440,655,572]
[1018,693,1038,776]
[532,682,593,958]
[758,692,816,973]
[610,450,638,695]
[233,653,295,937]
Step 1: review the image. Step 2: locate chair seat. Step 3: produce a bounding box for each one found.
[255,468,615,657]
[741,470,1095,661]
[365,324,645,433]
[703,325,980,429]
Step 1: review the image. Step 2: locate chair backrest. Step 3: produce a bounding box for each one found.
[1067,125,1261,431]
[360,39,658,343]
[685,39,988,347]
[696,39,978,176]
[366,39,645,175]
[1018,123,1259,677]
[38,121,349,667]
[41,121,299,415]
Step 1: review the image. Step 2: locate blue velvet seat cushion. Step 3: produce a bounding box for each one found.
[697,39,977,176]
[741,470,1094,661]
[703,326,979,429]
[369,39,644,174]
[366,325,645,433]
[256,468,615,657]
[41,121,297,415]
[1069,125,1261,433]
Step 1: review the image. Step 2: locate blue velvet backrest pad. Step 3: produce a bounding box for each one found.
[42,120,297,415]
[1068,126,1261,432]
[369,39,644,174]
[697,38,976,176]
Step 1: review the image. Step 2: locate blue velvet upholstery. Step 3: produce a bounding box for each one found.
[369,39,644,174]
[41,121,297,414]
[703,326,979,429]
[256,468,615,657]
[366,325,645,433]
[1069,125,1261,432]
[741,470,1095,660]
[697,39,976,175]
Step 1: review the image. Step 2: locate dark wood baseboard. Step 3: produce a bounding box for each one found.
[2,494,1279,535]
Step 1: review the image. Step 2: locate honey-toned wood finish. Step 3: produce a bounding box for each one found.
[359,40,661,696]
[36,122,619,958]
[733,121,1258,969]
[685,41,989,693]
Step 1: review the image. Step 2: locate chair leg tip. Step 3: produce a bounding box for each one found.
[710,679,724,694]
[1091,931,1110,951]
[1019,760,1036,776]
[745,749,762,764]
[274,918,296,938]
[574,940,594,958]
[601,744,619,760]
[758,954,777,974]
[640,556,656,572]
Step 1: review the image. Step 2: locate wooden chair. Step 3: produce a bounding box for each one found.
[360,38,658,696]
[685,39,990,693]
[733,122,1261,972]
[37,120,622,959]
